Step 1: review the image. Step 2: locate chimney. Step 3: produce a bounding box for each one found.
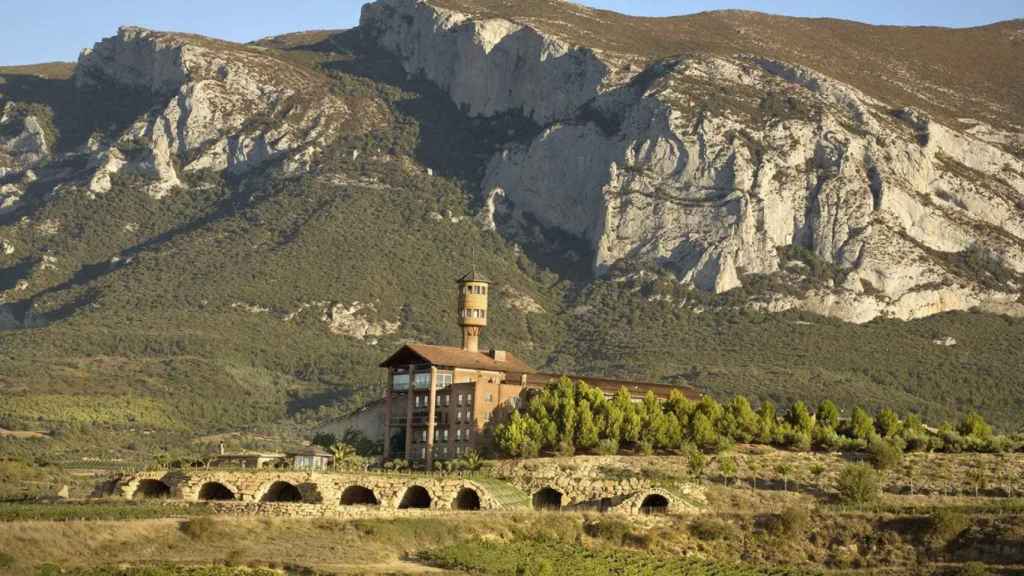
[490,349,506,362]
[218,441,225,455]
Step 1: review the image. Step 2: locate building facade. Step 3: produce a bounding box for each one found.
[379,272,700,467]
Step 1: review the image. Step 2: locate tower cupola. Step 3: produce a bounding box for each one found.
[457,271,490,352]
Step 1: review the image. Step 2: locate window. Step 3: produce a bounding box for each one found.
[441,446,447,456]
[457,393,464,406]
[456,429,463,441]
[457,446,463,456]
[420,430,427,442]
[392,373,410,391]
[442,429,449,441]
[414,372,431,390]
[467,393,473,405]
[438,372,453,388]
[419,447,426,459]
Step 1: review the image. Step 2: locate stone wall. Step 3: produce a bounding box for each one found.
[115,470,504,511]
[109,466,704,516]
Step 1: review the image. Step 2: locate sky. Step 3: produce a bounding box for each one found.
[1,0,1021,66]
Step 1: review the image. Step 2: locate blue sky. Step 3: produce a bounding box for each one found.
[1,1,1021,66]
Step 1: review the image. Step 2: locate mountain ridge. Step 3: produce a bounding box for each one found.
[0,2,1022,461]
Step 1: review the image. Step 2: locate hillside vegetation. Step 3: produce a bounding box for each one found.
[0,5,1022,466]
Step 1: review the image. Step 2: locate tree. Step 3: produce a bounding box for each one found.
[330,443,358,470]
[576,399,600,450]
[836,464,880,505]
[690,412,719,453]
[495,411,540,458]
[615,388,642,445]
[875,408,903,438]
[786,401,814,434]
[757,402,778,444]
[816,400,840,430]
[311,432,337,449]
[958,411,993,440]
[687,446,707,484]
[775,462,793,492]
[849,407,875,440]
[665,390,695,429]
[725,395,760,443]
[719,454,738,486]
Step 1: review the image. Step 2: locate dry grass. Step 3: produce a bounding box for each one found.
[0,514,534,575]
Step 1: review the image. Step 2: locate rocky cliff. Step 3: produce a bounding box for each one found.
[362,0,1024,322]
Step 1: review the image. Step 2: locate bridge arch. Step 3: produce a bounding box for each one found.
[639,493,669,514]
[452,486,481,511]
[198,481,237,501]
[340,485,379,506]
[532,487,562,511]
[260,480,303,503]
[132,479,171,500]
[398,485,432,509]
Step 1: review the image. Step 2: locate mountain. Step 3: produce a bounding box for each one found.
[1,2,1022,459]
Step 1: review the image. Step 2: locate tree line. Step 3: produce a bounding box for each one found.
[493,377,1013,459]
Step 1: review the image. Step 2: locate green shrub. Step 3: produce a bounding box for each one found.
[766,506,810,538]
[688,517,737,541]
[595,438,619,456]
[583,518,650,548]
[926,509,969,549]
[836,464,880,505]
[0,551,14,569]
[867,437,903,470]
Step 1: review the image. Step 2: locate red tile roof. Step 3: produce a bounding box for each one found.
[379,342,534,373]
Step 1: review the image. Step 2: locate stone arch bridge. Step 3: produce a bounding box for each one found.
[109,470,696,516]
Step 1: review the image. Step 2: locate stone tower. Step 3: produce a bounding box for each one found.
[457,271,490,352]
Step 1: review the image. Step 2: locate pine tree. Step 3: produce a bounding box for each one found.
[786,400,814,434]
[876,408,903,438]
[850,407,875,440]
[816,400,840,430]
[576,399,600,450]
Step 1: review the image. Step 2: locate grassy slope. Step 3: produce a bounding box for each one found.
[0,19,1023,463]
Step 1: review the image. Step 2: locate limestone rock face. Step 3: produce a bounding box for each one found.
[0,103,51,169]
[74,26,349,197]
[365,0,1024,322]
[360,0,612,124]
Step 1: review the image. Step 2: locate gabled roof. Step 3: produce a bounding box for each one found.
[380,342,534,373]
[457,271,491,283]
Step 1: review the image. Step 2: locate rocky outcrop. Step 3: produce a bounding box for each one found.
[320,301,401,340]
[360,0,613,124]
[0,102,51,169]
[364,0,1024,322]
[74,26,349,197]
